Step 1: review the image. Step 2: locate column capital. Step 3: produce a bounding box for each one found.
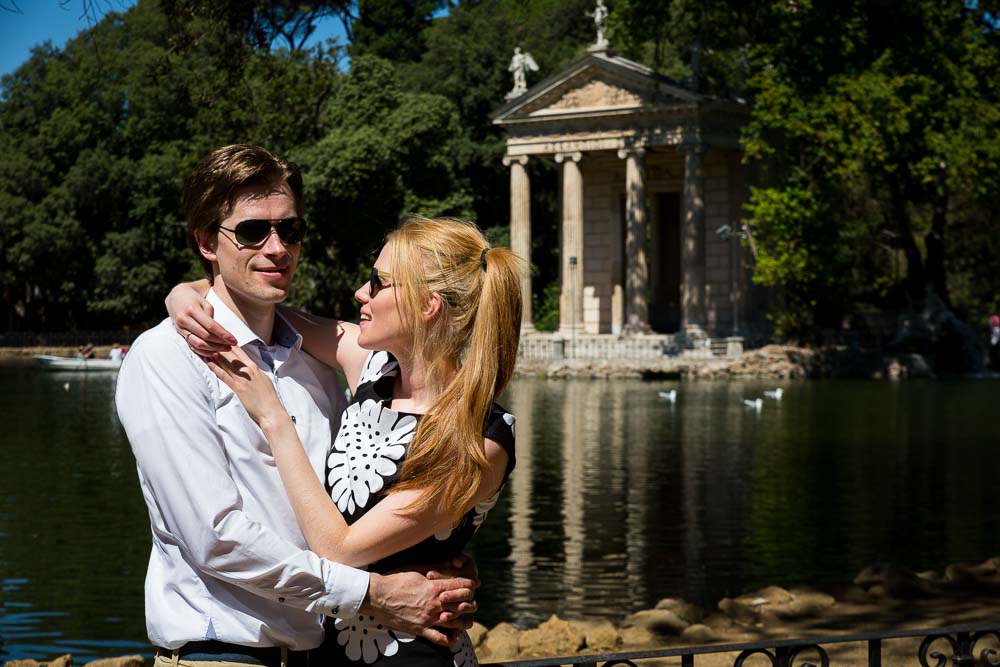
[502,154,530,167]
[617,146,646,160]
[554,151,582,164]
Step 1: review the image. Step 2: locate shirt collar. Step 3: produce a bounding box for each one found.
[206,289,303,353]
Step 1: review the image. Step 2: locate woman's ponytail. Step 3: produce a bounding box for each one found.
[388,219,524,524]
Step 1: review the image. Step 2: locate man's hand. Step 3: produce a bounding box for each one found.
[425,554,479,624]
[362,567,478,647]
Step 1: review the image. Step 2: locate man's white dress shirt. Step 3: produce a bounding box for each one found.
[116,290,369,650]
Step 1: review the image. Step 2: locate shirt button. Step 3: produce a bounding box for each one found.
[290,416,297,424]
[278,596,285,603]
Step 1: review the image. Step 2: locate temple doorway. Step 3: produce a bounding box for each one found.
[649,191,682,333]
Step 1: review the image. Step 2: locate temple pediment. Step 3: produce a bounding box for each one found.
[494,51,700,124]
[524,76,645,115]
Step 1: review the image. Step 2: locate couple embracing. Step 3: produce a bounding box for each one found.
[115,144,523,667]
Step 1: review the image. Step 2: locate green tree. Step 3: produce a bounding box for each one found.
[292,55,472,316]
[741,0,1000,355]
[350,0,442,63]
[0,0,348,329]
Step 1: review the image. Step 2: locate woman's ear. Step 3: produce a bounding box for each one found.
[195,229,219,263]
[423,292,444,322]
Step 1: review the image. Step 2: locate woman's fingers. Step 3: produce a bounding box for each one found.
[216,347,255,379]
[176,308,236,353]
[205,359,238,392]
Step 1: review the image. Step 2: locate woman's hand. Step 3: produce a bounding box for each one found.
[206,345,291,431]
[166,281,237,357]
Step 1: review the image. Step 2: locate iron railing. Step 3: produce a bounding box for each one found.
[483,624,1000,667]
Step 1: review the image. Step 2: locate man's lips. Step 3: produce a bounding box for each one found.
[254,266,289,279]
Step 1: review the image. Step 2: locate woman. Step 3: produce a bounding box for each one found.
[168,218,522,666]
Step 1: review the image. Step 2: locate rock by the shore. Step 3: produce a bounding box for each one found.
[622,608,690,636]
[516,615,585,658]
[465,555,1000,661]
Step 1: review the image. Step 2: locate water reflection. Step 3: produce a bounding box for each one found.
[469,377,1000,627]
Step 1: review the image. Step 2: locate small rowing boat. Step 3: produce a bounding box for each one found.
[33,355,123,371]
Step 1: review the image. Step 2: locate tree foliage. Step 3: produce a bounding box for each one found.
[3,0,998,348]
[741,0,1000,340]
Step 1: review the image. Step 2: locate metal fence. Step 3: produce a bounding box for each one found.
[483,624,1000,667]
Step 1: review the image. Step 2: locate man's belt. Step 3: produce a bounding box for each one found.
[156,640,309,667]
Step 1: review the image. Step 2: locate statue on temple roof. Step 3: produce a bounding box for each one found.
[587,0,609,50]
[506,47,539,100]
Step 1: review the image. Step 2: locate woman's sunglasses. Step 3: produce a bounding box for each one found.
[369,266,394,298]
[217,217,307,247]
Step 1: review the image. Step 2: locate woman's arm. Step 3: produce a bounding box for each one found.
[277,309,368,393]
[208,345,508,568]
[166,281,368,385]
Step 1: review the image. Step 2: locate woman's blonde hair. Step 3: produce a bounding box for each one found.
[386,217,523,524]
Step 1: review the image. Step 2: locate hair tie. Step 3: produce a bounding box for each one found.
[479,247,489,272]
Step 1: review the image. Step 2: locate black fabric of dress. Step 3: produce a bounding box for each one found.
[314,351,516,667]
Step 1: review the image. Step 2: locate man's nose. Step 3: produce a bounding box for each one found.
[260,229,290,255]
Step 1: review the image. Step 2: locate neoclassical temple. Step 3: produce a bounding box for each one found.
[494,43,753,354]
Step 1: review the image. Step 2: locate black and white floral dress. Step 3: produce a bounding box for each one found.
[316,351,516,667]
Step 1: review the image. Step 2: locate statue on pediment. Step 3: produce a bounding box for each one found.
[506,47,539,100]
[587,0,609,50]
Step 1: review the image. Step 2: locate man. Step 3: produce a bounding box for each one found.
[116,145,475,667]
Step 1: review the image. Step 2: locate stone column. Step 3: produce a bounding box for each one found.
[556,151,584,334]
[681,143,707,343]
[504,154,533,333]
[618,146,651,335]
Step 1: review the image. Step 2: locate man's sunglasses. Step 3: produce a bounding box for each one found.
[217,217,307,247]
[369,265,394,298]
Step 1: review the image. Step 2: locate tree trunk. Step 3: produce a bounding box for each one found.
[925,191,950,307]
[888,176,926,306]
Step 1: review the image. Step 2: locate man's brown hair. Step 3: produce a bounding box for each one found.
[184,144,304,278]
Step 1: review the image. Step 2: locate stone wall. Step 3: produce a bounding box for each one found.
[519,331,677,360]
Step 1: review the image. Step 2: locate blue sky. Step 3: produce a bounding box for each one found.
[0,0,348,78]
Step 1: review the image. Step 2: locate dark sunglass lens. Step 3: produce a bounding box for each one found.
[369,265,381,298]
[277,217,306,244]
[234,219,272,245]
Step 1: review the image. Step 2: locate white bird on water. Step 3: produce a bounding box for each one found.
[743,398,763,411]
[658,389,677,403]
[764,388,784,400]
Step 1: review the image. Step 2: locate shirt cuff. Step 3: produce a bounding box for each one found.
[308,564,370,619]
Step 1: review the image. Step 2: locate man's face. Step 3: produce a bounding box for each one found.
[198,184,301,309]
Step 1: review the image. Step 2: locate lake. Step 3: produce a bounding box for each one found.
[2,360,998,661]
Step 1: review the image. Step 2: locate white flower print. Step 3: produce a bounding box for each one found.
[434,488,502,541]
[328,399,417,514]
[471,489,501,528]
[451,631,478,667]
[333,614,414,664]
[502,412,515,437]
[357,350,399,386]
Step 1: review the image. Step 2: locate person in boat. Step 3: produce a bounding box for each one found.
[109,343,125,361]
[116,145,478,667]
[81,342,95,359]
[167,216,523,666]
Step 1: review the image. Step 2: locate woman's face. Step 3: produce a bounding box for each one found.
[354,244,407,353]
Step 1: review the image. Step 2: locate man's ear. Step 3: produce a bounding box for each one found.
[195,229,219,263]
[423,292,444,322]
